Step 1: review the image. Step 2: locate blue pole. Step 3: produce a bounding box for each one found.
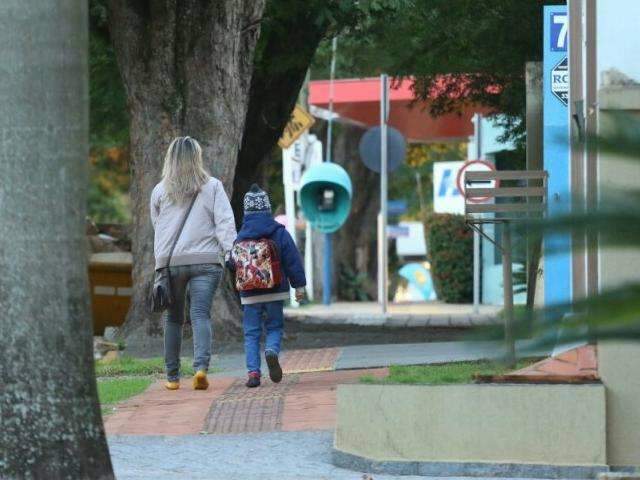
[323,233,332,305]
[321,37,337,306]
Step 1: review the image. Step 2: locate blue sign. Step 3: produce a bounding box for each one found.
[550,12,568,52]
[433,161,464,214]
[438,168,461,198]
[388,225,410,239]
[543,5,572,307]
[388,200,408,216]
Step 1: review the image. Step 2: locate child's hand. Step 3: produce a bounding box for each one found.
[295,287,305,302]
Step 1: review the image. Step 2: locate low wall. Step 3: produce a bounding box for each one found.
[599,341,640,468]
[335,383,607,477]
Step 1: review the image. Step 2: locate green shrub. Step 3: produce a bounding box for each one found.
[424,213,473,303]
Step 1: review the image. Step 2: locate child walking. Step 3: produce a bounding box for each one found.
[229,184,306,388]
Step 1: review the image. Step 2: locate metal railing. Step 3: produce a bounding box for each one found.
[464,170,548,366]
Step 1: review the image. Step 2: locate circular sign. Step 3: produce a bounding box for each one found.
[455,160,498,203]
[358,126,406,173]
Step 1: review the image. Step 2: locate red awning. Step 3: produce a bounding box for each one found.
[309,77,488,143]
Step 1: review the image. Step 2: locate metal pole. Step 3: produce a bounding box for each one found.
[379,74,389,313]
[502,223,516,367]
[283,144,298,307]
[473,114,482,314]
[322,36,338,306]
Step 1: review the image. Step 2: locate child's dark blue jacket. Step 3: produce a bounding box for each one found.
[228,212,306,304]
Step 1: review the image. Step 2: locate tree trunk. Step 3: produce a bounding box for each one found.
[231,1,330,224]
[0,2,113,478]
[332,122,380,300]
[107,0,265,350]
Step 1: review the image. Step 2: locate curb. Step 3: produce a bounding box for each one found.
[331,449,610,479]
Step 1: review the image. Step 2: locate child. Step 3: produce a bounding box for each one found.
[228,184,306,388]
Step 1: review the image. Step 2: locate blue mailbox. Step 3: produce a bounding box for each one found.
[299,163,352,233]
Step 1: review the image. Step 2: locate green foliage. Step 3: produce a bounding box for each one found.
[98,377,152,415]
[494,112,640,347]
[89,1,131,224]
[389,143,466,220]
[360,359,537,385]
[338,264,373,301]
[97,377,152,405]
[423,213,473,303]
[95,356,194,377]
[312,0,564,145]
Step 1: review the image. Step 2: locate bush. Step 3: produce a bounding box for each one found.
[423,213,473,303]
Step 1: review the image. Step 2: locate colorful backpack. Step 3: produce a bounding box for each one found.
[231,238,283,291]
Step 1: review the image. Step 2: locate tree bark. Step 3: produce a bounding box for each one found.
[332,123,380,300]
[107,0,265,349]
[0,1,113,478]
[231,1,330,225]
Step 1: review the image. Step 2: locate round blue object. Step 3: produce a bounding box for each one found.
[299,163,353,233]
[358,126,407,173]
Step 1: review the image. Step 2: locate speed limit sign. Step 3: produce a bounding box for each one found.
[456,160,498,203]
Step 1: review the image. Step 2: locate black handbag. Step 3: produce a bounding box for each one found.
[149,194,198,313]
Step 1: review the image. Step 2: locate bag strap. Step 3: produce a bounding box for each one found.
[165,193,198,269]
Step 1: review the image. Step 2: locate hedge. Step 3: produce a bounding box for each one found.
[423,213,473,303]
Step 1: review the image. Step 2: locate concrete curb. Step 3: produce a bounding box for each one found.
[331,449,610,479]
[285,313,496,328]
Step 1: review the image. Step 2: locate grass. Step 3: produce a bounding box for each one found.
[360,359,537,385]
[95,355,195,377]
[98,377,153,415]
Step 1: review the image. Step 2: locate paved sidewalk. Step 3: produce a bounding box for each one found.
[106,341,557,478]
[105,366,387,436]
[286,301,500,327]
[211,341,538,377]
[109,431,432,480]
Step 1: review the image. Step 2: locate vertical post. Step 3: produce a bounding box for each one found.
[473,230,480,312]
[502,223,516,367]
[472,114,482,313]
[378,74,389,313]
[283,143,299,307]
[322,36,338,306]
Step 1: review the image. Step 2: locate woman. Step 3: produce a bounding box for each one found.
[150,136,236,391]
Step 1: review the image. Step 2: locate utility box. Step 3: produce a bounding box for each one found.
[88,252,132,335]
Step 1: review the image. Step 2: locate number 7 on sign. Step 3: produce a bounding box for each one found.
[551,13,568,51]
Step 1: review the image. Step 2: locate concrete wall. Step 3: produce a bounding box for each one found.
[599,342,640,467]
[597,86,640,290]
[595,10,640,467]
[335,383,606,466]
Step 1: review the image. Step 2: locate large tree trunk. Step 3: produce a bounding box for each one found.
[231,2,330,224]
[332,122,380,300]
[0,2,114,478]
[107,1,265,350]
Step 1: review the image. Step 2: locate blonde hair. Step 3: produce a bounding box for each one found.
[161,136,209,203]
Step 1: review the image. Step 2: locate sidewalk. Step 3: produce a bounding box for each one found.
[285,301,500,327]
[109,431,431,480]
[106,341,547,479]
[105,341,526,436]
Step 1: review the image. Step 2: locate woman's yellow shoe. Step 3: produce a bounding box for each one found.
[193,370,209,390]
[165,381,180,390]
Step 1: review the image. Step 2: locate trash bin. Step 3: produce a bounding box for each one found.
[89,252,132,335]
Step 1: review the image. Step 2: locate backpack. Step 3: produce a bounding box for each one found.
[231,238,283,291]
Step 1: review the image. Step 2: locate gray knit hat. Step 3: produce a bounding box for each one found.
[243,183,272,214]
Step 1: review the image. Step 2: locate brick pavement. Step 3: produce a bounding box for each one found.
[476,345,599,383]
[105,376,235,435]
[104,347,388,436]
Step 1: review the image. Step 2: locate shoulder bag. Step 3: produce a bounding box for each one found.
[149,193,198,313]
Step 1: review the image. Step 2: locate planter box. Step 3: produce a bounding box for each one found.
[334,382,607,477]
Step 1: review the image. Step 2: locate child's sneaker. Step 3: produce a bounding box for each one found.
[265,351,283,383]
[246,372,261,388]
